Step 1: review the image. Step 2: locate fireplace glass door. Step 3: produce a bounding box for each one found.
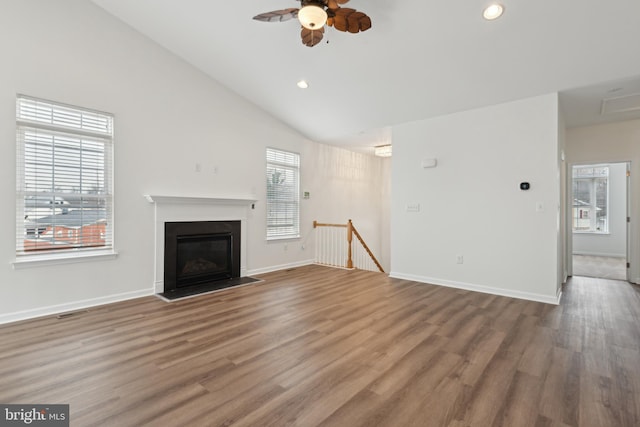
[175,233,232,287]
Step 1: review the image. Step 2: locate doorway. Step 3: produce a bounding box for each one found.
[570,162,629,281]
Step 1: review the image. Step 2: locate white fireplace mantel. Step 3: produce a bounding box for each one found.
[144,194,257,206]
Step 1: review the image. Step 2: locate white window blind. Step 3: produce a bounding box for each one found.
[16,95,114,256]
[266,148,300,240]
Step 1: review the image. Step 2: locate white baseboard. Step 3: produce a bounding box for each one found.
[0,288,154,326]
[388,271,561,305]
[247,259,315,276]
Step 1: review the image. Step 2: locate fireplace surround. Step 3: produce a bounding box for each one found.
[145,194,258,300]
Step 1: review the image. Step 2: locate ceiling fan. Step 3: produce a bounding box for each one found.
[253,0,372,47]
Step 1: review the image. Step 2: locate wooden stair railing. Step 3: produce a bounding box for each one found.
[313,219,385,273]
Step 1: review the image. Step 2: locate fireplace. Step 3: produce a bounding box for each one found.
[163,220,241,296]
[145,194,259,300]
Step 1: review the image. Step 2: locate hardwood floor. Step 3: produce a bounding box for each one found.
[1,265,639,426]
[572,254,627,281]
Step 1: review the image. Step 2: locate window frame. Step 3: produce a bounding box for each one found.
[15,95,115,265]
[572,165,609,234]
[266,147,300,241]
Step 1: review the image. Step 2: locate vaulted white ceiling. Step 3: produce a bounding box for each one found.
[91,0,640,151]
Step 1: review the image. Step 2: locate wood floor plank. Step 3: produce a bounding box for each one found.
[492,370,544,427]
[453,348,521,425]
[0,267,639,426]
[358,351,465,427]
[454,327,506,386]
[316,389,386,427]
[517,325,554,377]
[366,333,450,397]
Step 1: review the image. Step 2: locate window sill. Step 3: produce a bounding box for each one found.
[266,235,301,242]
[12,249,118,269]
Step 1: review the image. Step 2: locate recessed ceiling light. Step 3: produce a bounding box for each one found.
[483,3,504,20]
[297,80,309,89]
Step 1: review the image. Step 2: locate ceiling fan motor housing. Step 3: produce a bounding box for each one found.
[301,0,337,17]
[301,0,327,8]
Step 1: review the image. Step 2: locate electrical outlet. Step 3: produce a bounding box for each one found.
[456,255,464,264]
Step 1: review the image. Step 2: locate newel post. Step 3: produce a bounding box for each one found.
[347,219,353,269]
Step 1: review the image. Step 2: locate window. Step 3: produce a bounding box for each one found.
[16,95,114,257]
[266,148,300,240]
[572,165,608,233]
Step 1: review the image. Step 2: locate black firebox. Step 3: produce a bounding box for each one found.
[163,220,242,297]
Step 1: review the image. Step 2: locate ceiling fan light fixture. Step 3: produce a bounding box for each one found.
[298,5,328,30]
[483,3,504,20]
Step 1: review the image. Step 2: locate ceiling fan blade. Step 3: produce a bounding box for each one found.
[331,8,371,33]
[253,8,299,23]
[301,26,324,47]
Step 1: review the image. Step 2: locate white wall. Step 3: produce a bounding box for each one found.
[0,0,386,323]
[391,94,561,304]
[566,119,640,281]
[572,162,627,258]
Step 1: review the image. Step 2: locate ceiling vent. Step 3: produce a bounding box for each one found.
[601,93,640,115]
